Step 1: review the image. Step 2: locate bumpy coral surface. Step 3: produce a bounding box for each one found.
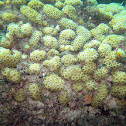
[43,73,65,91]
[0,0,126,125]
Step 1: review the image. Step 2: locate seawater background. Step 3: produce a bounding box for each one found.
[95,0,125,4]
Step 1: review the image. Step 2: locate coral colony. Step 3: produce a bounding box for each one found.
[0,0,126,125]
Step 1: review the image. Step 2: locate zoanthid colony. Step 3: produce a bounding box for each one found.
[0,0,126,125]
[54,1,64,9]
[84,80,96,91]
[97,3,125,19]
[58,90,69,106]
[29,30,43,47]
[82,62,96,74]
[83,40,101,49]
[59,29,76,41]
[64,0,83,6]
[43,35,58,49]
[112,71,126,84]
[108,10,126,32]
[43,73,65,91]
[102,35,124,48]
[98,43,112,57]
[2,13,15,23]
[1,68,20,83]
[61,65,82,81]
[111,85,126,98]
[72,82,83,92]
[28,83,42,100]
[20,5,43,25]
[90,23,110,41]
[14,88,26,102]
[43,56,61,71]
[103,51,122,68]
[93,67,109,81]
[29,63,40,74]
[91,83,108,107]
[20,23,33,36]
[27,0,44,10]
[115,48,126,57]
[12,0,27,5]
[46,49,59,59]
[30,50,46,62]
[61,54,77,66]
[77,48,99,62]
[62,5,78,20]
[42,4,62,19]
[0,48,21,67]
[59,18,77,30]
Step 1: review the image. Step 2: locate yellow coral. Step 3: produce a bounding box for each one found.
[61,54,77,66]
[90,23,110,41]
[77,48,98,63]
[64,0,83,6]
[61,65,82,81]
[0,48,21,67]
[20,23,33,36]
[58,90,69,106]
[103,51,121,69]
[84,40,101,49]
[30,50,46,62]
[28,0,44,10]
[41,27,55,35]
[93,67,109,81]
[82,62,96,74]
[108,10,126,32]
[115,48,126,57]
[102,35,124,48]
[98,43,112,57]
[43,4,62,19]
[54,1,64,9]
[43,35,58,49]
[59,45,74,51]
[76,26,92,39]
[0,37,12,49]
[86,0,98,5]
[111,85,126,98]
[71,26,91,51]
[81,73,92,82]
[12,0,27,4]
[84,80,96,91]
[29,31,43,47]
[29,63,40,74]
[7,23,22,38]
[91,83,108,107]
[46,49,59,59]
[43,56,61,71]
[59,29,76,41]
[1,68,20,84]
[2,13,15,23]
[112,71,126,84]
[28,83,42,100]
[43,73,65,91]
[20,5,43,25]
[72,82,83,92]
[59,18,77,30]
[14,88,26,102]
[97,3,125,19]
[62,5,78,20]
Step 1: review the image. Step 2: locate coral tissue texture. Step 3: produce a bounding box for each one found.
[0,0,126,125]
